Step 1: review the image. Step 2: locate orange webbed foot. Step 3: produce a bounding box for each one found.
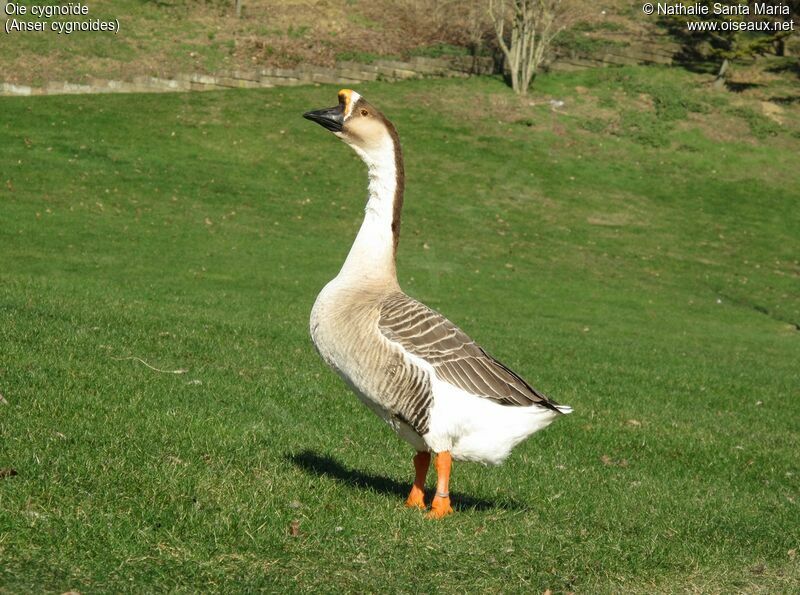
[426,452,454,519]
[426,494,453,519]
[405,485,426,510]
[405,451,430,511]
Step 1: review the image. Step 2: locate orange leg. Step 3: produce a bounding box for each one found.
[404,451,430,509]
[427,451,454,519]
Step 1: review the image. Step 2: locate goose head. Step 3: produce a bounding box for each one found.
[303,89,399,165]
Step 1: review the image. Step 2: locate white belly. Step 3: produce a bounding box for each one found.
[423,376,559,465]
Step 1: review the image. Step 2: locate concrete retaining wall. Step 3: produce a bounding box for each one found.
[0,55,495,97]
[549,38,679,72]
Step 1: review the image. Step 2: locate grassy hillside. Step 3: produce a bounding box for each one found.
[1,68,799,592]
[0,0,657,86]
[0,0,465,85]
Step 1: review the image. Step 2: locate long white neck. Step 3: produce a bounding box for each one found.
[337,136,401,285]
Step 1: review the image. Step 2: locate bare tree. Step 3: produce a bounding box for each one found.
[488,0,566,95]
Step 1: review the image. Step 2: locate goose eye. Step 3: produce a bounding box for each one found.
[360,109,369,117]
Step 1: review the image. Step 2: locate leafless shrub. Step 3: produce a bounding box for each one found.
[366,0,495,55]
[488,0,577,94]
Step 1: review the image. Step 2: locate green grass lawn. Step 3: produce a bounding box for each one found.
[1,69,798,592]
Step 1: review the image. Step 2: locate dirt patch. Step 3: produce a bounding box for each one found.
[760,100,785,124]
[587,212,641,227]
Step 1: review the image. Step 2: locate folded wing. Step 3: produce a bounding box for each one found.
[378,292,563,412]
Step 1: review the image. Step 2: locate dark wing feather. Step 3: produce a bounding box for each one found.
[378,292,562,411]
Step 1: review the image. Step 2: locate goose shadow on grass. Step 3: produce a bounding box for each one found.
[287,450,528,512]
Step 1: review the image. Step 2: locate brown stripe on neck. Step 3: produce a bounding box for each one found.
[385,120,405,255]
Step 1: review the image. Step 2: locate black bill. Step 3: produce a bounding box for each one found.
[303,104,344,132]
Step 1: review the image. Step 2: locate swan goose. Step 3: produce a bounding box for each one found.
[303,90,572,518]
